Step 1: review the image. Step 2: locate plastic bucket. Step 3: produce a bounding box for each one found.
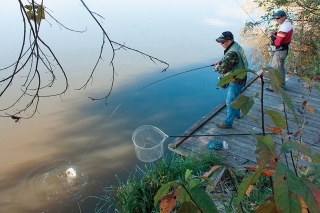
[132,125,168,162]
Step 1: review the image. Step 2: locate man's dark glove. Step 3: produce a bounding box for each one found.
[270,35,276,45]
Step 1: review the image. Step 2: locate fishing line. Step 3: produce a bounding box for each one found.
[110,64,214,117]
[166,132,275,137]
[84,64,214,155]
[234,0,272,41]
[234,0,303,114]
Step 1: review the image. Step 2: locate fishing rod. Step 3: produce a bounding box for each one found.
[134,125,291,139]
[110,64,214,117]
[86,65,215,155]
[234,0,272,42]
[234,0,303,114]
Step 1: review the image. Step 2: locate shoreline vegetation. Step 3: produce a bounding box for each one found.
[99,1,320,212]
[98,153,274,213]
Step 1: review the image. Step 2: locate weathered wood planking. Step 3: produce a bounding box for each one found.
[168,70,320,168]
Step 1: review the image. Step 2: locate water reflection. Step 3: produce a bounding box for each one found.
[1,64,225,212]
[0,0,247,212]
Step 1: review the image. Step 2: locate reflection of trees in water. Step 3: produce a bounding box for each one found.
[1,0,169,122]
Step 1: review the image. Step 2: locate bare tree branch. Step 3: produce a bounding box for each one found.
[1,0,169,121]
[78,0,169,103]
[0,0,69,120]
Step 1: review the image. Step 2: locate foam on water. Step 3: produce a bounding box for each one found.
[21,158,89,211]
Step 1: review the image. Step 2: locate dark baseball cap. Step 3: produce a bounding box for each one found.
[274,10,286,17]
[216,31,234,43]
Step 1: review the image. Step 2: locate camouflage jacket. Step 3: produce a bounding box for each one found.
[216,43,247,84]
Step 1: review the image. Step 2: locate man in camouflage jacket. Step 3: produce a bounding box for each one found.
[214,31,248,128]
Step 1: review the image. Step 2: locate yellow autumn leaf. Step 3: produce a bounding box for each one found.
[306,105,315,114]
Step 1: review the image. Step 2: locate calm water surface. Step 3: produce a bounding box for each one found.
[0,1,247,212]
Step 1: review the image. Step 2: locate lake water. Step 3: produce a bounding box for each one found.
[0,0,248,212]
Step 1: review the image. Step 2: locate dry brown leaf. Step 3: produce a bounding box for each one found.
[302,100,307,107]
[160,194,177,213]
[267,126,282,135]
[202,165,221,178]
[261,170,275,177]
[301,83,310,89]
[301,154,312,162]
[306,105,315,114]
[246,185,254,196]
[244,166,275,177]
[294,129,301,137]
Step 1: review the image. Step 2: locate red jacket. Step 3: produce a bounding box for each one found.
[272,19,293,50]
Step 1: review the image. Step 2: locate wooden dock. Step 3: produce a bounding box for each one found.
[168,70,320,168]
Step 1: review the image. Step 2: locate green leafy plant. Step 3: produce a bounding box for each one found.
[103,153,220,213]
[154,168,220,213]
[218,68,320,212]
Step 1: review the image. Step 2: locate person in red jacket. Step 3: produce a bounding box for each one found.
[266,10,293,92]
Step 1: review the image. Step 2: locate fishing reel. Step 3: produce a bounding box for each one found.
[267,44,276,56]
[216,76,229,89]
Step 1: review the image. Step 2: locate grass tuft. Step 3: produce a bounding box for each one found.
[102,153,221,213]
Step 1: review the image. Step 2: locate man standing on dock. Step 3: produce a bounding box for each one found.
[266,10,293,92]
[214,31,248,129]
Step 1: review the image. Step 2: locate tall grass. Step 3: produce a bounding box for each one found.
[94,153,274,213]
[102,153,221,213]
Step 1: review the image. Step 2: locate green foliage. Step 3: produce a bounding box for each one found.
[189,185,219,213]
[109,153,220,213]
[185,169,193,182]
[218,69,256,87]
[155,170,219,213]
[176,186,191,203]
[217,65,320,212]
[243,0,320,79]
[230,94,254,116]
[279,88,299,124]
[281,140,320,164]
[236,166,268,207]
[275,162,320,213]
[222,69,257,116]
[274,162,303,213]
[265,109,287,128]
[256,202,278,213]
[177,201,198,213]
[104,46,320,213]
[255,135,278,169]
[267,69,299,123]
[153,181,178,207]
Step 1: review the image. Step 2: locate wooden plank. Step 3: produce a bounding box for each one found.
[168,71,320,168]
[168,70,264,149]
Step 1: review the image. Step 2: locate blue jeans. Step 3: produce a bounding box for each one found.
[224,82,245,126]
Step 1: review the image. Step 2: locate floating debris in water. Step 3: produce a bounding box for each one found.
[23,158,89,211]
[66,167,77,179]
